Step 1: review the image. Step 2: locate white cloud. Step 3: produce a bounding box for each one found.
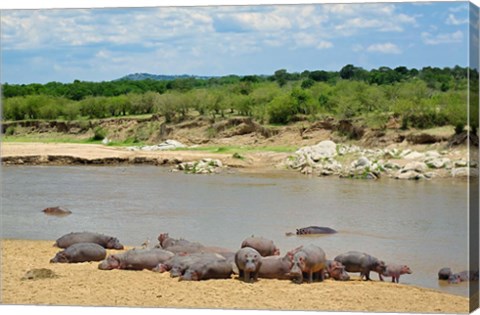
[316,40,333,50]
[421,31,463,45]
[366,43,401,54]
[446,14,468,26]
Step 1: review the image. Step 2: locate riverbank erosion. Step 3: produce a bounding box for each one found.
[0,239,470,313]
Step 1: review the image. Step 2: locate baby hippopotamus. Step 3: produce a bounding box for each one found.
[382,264,412,283]
[235,247,262,283]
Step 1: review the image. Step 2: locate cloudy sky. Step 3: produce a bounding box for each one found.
[0,0,476,84]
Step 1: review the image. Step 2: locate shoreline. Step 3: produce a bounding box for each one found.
[0,239,471,313]
[0,142,476,180]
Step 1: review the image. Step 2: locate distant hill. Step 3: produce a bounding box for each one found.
[116,73,214,81]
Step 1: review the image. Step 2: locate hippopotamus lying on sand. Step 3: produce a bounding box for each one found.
[154,252,231,277]
[98,248,174,270]
[179,256,233,281]
[257,247,304,280]
[334,251,386,281]
[55,232,124,250]
[50,243,106,263]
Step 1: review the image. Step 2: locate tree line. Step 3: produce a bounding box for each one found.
[2,65,478,132]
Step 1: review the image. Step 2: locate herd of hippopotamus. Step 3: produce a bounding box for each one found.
[49,229,477,284]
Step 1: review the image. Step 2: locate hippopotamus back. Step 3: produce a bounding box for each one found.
[55,232,124,250]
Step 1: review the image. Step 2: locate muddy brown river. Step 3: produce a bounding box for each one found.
[0,165,473,297]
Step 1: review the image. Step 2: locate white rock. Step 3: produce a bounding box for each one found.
[402,162,427,173]
[451,167,469,177]
[403,151,425,160]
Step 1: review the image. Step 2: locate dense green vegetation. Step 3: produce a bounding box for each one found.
[2,65,478,133]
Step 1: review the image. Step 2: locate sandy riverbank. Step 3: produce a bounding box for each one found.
[0,239,470,313]
[0,142,289,171]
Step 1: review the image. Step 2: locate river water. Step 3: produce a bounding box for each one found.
[0,165,472,297]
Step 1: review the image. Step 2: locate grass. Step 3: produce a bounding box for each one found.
[1,134,98,144]
[1,134,145,147]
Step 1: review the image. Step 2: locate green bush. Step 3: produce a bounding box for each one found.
[91,126,107,140]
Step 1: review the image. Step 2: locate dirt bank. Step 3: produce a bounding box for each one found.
[0,142,289,171]
[0,239,470,313]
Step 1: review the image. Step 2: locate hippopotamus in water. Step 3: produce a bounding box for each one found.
[241,236,280,257]
[448,270,479,283]
[289,244,327,284]
[98,248,174,271]
[438,267,453,280]
[334,251,386,281]
[42,206,72,216]
[50,243,106,263]
[382,264,412,283]
[326,259,350,281]
[179,256,233,281]
[286,226,337,236]
[235,247,262,283]
[55,232,124,250]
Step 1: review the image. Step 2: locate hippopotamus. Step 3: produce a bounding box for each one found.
[241,236,280,257]
[98,248,174,270]
[448,270,479,283]
[292,226,337,235]
[179,257,233,281]
[257,247,302,280]
[289,244,327,284]
[382,264,412,283]
[334,251,386,281]
[235,247,262,283]
[326,259,350,281]
[50,243,106,263]
[42,206,72,216]
[154,252,228,277]
[438,267,453,280]
[157,233,198,249]
[55,232,124,250]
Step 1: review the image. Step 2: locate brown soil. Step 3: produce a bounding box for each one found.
[1,239,470,313]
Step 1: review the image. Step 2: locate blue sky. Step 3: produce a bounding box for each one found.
[0,1,477,84]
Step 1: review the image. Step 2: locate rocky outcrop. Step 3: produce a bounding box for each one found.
[174,158,224,174]
[286,140,476,180]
